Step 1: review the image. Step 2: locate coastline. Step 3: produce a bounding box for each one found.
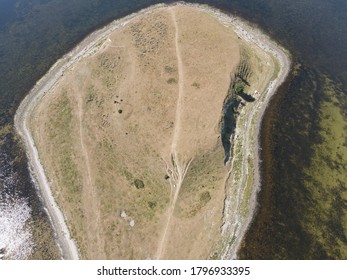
[14,2,291,259]
[179,3,291,259]
[207,6,291,258]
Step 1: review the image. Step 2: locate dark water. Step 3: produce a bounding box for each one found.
[0,0,346,259]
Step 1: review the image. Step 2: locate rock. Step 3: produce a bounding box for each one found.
[120,210,127,218]
[129,220,135,227]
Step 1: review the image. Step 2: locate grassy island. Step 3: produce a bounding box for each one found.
[16,3,290,259]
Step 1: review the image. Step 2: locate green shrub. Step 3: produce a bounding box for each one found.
[200,191,211,203]
[134,179,145,189]
[234,82,245,94]
[148,201,157,209]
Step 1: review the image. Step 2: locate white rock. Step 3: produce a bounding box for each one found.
[129,220,135,227]
[120,210,127,218]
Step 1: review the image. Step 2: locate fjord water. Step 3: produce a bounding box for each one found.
[0,0,346,259]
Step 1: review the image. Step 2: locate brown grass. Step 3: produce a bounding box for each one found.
[29,6,273,259]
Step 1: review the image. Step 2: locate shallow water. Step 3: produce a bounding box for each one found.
[0,0,346,259]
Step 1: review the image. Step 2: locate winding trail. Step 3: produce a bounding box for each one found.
[76,96,104,258]
[170,8,184,154]
[156,8,192,260]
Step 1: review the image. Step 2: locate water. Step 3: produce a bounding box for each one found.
[0,0,16,27]
[0,194,33,260]
[0,0,346,259]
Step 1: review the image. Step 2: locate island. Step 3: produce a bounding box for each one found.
[15,3,290,259]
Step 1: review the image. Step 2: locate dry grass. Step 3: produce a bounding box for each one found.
[29,6,275,259]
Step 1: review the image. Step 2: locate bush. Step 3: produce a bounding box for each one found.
[234,82,245,94]
[167,78,177,84]
[134,179,145,189]
[148,201,157,209]
[200,191,211,203]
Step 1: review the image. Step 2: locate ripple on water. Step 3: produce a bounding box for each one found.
[0,193,33,260]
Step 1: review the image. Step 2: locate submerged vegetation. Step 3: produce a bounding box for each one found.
[239,66,347,259]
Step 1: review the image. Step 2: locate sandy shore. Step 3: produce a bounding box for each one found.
[15,2,290,259]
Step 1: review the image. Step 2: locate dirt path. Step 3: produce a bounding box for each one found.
[155,8,192,260]
[76,96,104,258]
[170,7,184,154]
